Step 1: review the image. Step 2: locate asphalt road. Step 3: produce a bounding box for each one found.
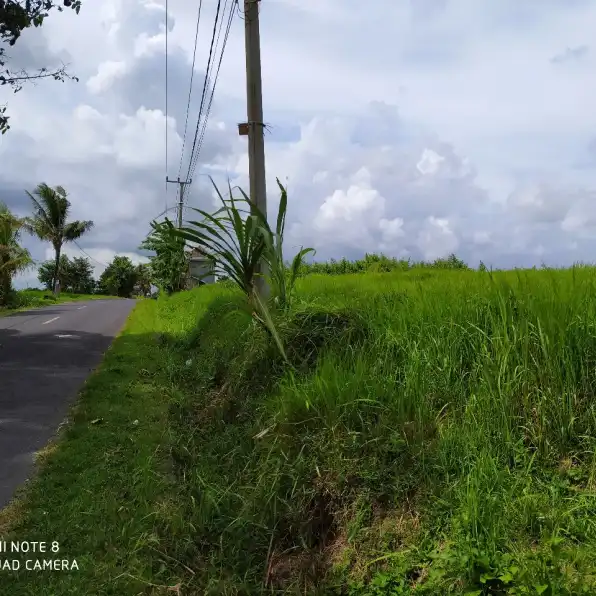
[0,299,136,509]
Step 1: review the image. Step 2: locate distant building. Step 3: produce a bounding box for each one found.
[187,247,216,287]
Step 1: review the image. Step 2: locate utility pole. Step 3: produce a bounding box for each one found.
[242,0,268,296]
[166,177,192,228]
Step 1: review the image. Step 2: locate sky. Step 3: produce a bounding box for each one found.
[1,0,595,287]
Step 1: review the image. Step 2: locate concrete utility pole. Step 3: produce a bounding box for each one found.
[166,177,192,228]
[242,0,268,296]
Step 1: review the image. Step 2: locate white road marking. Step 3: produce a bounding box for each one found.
[55,334,80,339]
[42,316,60,325]
[77,306,87,310]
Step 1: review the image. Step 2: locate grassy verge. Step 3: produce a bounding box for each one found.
[0,292,198,594]
[4,267,596,594]
[0,289,118,316]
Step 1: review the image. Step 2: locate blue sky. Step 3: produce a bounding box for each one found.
[0,0,595,286]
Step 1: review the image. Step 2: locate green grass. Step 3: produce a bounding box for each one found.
[0,289,118,316]
[0,293,191,595]
[4,266,596,594]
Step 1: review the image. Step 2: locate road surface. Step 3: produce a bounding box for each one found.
[0,299,136,508]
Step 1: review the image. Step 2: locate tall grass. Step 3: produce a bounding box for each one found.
[135,265,596,594]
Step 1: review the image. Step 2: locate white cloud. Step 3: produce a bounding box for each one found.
[114,107,177,168]
[417,149,445,175]
[379,217,405,240]
[87,60,128,93]
[417,216,459,260]
[0,0,595,282]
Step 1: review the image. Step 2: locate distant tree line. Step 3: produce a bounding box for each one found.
[297,252,470,276]
[95,256,151,298]
[1,182,153,307]
[36,253,152,298]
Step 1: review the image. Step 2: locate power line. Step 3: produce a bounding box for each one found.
[164,0,170,212]
[177,0,204,179]
[191,2,235,181]
[166,0,237,215]
[72,240,109,268]
[166,177,193,228]
[150,206,177,221]
[147,174,235,224]
[188,0,235,183]
[235,0,246,19]
[147,203,194,225]
[184,0,223,183]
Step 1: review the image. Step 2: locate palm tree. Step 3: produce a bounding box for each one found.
[0,203,32,306]
[24,183,94,293]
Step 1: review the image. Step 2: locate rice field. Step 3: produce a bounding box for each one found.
[161,265,596,593]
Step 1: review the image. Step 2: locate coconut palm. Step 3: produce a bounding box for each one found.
[0,203,32,306]
[24,183,93,293]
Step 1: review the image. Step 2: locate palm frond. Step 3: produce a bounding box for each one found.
[24,184,93,245]
[64,219,94,241]
[168,176,315,361]
[0,202,33,281]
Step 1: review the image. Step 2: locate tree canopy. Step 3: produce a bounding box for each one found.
[38,254,94,294]
[140,218,188,295]
[98,256,138,298]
